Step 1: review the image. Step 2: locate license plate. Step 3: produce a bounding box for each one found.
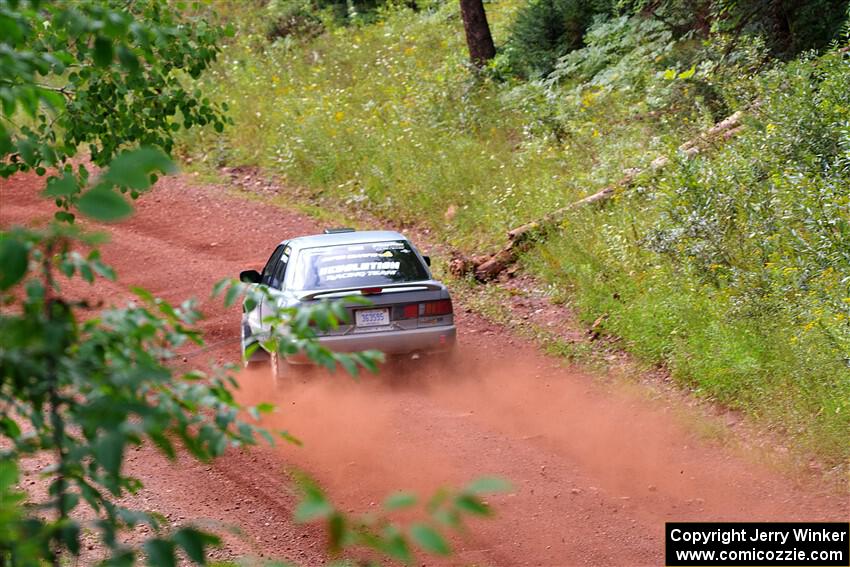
[355,308,390,327]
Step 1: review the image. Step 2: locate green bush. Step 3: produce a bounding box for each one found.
[615,0,850,55]
[708,0,850,56]
[266,0,426,31]
[501,0,613,78]
[547,15,672,87]
[527,50,850,456]
[265,0,326,41]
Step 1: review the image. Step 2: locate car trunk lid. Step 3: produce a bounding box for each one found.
[297,283,452,335]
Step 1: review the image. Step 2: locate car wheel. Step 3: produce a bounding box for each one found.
[271,349,300,386]
[270,350,283,382]
[241,322,270,368]
[240,321,249,367]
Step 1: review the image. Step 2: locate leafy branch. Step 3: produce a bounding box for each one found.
[290,475,511,565]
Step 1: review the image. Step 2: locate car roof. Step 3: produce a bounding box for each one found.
[282,230,410,250]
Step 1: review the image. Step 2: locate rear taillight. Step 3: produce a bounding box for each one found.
[397,300,453,320]
[401,304,419,319]
[423,299,453,316]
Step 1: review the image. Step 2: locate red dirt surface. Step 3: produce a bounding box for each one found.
[2,171,847,566]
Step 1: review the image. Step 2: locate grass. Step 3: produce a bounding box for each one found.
[179,2,850,464]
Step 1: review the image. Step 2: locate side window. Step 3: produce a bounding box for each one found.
[270,251,289,289]
[261,245,285,286]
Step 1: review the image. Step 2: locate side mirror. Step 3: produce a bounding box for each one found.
[423,255,431,267]
[240,269,261,284]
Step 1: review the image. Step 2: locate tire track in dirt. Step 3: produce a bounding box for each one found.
[2,171,847,566]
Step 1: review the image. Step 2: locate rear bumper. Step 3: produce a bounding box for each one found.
[287,325,456,363]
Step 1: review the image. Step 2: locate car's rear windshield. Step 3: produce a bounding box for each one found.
[290,241,429,291]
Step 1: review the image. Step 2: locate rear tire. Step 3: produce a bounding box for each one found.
[270,350,287,385]
[241,322,270,367]
[271,351,322,384]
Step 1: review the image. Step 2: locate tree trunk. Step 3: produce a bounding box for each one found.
[459,0,496,67]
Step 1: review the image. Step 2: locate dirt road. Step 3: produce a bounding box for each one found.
[2,172,847,566]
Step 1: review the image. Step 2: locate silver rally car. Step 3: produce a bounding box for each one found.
[239,229,456,370]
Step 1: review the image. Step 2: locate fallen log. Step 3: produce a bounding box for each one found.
[452,109,748,281]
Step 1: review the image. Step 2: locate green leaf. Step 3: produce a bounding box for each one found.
[357,350,383,373]
[103,148,175,190]
[37,88,64,111]
[0,460,18,490]
[409,524,449,555]
[0,416,22,438]
[16,138,35,164]
[384,491,417,510]
[211,277,230,297]
[337,354,359,377]
[678,65,696,80]
[244,341,260,362]
[143,538,175,567]
[90,257,116,280]
[454,494,491,516]
[80,263,94,283]
[93,36,114,67]
[380,526,412,564]
[212,431,227,455]
[294,498,333,522]
[43,173,78,197]
[0,128,12,155]
[94,433,126,482]
[464,476,511,495]
[59,520,81,556]
[328,513,345,553]
[131,286,156,304]
[102,550,134,567]
[174,528,219,563]
[117,45,140,73]
[77,188,133,221]
[432,507,460,528]
[279,430,303,446]
[149,432,176,460]
[0,237,28,290]
[224,283,241,308]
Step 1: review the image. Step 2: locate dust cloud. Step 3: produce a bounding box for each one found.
[233,347,842,524]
